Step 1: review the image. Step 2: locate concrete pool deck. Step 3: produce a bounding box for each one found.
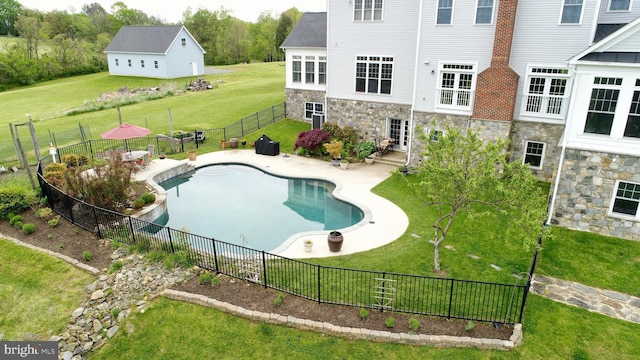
[135,149,409,259]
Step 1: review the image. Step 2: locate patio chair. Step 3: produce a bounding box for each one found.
[146,144,155,164]
[375,138,395,157]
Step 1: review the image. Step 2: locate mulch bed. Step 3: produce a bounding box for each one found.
[171,273,513,339]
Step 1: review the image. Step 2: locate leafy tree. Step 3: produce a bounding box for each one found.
[250,11,277,62]
[408,125,547,271]
[274,13,292,57]
[0,0,21,35]
[14,15,41,59]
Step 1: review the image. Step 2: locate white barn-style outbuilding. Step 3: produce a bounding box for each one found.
[105,25,205,79]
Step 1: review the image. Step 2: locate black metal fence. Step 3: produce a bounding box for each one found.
[52,103,286,160]
[36,137,540,325]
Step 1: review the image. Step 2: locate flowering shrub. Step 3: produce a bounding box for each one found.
[294,129,331,155]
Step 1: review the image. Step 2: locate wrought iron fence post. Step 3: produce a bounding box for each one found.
[256,112,260,129]
[66,193,75,224]
[240,119,244,137]
[447,278,455,319]
[380,272,386,312]
[92,206,101,238]
[128,216,136,244]
[519,234,543,323]
[211,238,219,273]
[261,251,267,288]
[272,105,275,123]
[168,230,175,253]
[317,264,321,304]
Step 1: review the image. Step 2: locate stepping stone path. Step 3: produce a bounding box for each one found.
[530,274,640,324]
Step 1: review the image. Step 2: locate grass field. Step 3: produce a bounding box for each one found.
[0,62,286,164]
[0,239,94,340]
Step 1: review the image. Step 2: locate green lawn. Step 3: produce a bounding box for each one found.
[90,295,639,360]
[0,62,286,163]
[0,239,94,340]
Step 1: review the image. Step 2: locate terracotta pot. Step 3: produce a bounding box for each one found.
[328,231,343,252]
[187,151,196,161]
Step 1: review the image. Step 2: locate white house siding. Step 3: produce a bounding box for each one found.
[106,53,169,78]
[164,29,205,78]
[607,30,640,50]
[413,0,497,114]
[284,48,327,91]
[510,0,598,123]
[326,0,419,105]
[598,0,640,23]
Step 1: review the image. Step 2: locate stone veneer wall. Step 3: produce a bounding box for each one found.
[552,149,640,241]
[326,98,412,140]
[409,112,512,165]
[508,121,565,183]
[284,88,326,123]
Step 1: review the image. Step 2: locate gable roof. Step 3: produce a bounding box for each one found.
[105,25,202,54]
[280,12,327,49]
[570,16,640,65]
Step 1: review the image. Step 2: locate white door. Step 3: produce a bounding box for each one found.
[387,118,409,151]
[191,62,198,75]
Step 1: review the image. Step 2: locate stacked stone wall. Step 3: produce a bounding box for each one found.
[508,121,564,183]
[326,98,412,141]
[553,149,640,241]
[284,88,326,123]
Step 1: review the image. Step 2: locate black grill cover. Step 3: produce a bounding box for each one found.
[255,134,280,156]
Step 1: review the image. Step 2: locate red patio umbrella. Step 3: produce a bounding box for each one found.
[100,123,152,139]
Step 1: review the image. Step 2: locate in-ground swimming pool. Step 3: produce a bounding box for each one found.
[154,164,364,251]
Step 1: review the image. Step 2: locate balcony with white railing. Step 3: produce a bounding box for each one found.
[522,94,568,120]
[436,88,474,114]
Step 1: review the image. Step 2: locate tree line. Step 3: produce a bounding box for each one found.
[0,0,301,90]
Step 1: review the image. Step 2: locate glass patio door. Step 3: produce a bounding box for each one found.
[388,118,409,151]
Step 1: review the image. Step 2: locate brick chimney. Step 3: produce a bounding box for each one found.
[472,0,520,121]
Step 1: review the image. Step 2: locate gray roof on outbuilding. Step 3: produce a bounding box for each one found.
[280,12,327,48]
[105,25,186,54]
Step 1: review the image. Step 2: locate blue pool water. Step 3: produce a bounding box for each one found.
[155,164,364,251]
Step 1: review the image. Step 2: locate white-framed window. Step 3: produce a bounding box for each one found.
[355,56,393,95]
[560,0,583,24]
[319,56,326,85]
[305,56,315,84]
[522,67,570,119]
[609,0,631,11]
[292,55,302,83]
[305,102,324,120]
[475,0,494,24]
[354,0,383,21]
[623,79,640,138]
[584,77,622,135]
[437,0,454,25]
[140,60,145,68]
[115,59,119,66]
[436,63,476,112]
[181,38,186,46]
[611,180,640,218]
[523,141,545,169]
[154,61,159,69]
[127,59,132,67]
[425,128,445,142]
